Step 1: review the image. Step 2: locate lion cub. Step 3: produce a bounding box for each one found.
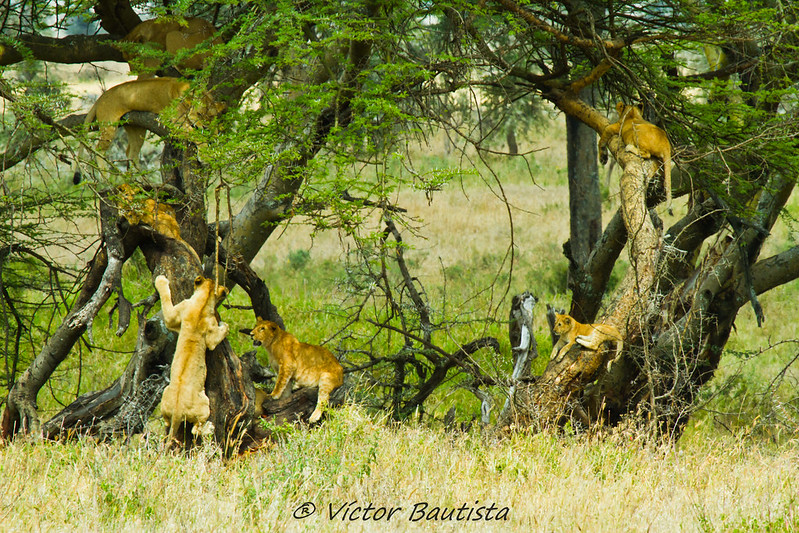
[598,102,673,210]
[155,274,229,442]
[72,77,224,183]
[114,184,200,263]
[248,319,344,423]
[551,313,623,370]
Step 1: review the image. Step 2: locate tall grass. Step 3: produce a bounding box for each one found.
[2,406,798,532]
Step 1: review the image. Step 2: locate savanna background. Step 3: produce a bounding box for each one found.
[3,1,799,531]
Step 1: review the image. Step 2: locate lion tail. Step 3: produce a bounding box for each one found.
[71,99,100,184]
[663,150,672,213]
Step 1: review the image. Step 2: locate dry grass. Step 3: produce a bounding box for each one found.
[1,405,797,532]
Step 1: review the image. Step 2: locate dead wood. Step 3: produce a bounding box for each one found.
[2,192,133,438]
[42,315,174,440]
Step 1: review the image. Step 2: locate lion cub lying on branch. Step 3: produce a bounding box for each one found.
[114,184,200,262]
[598,102,673,211]
[72,77,224,183]
[247,319,344,424]
[551,313,623,371]
[155,275,229,443]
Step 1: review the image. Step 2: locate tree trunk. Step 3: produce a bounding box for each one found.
[506,126,518,155]
[2,147,266,450]
[499,293,539,424]
[505,130,798,438]
[565,89,602,323]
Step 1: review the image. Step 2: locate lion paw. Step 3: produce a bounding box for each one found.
[154,275,169,292]
[191,420,215,438]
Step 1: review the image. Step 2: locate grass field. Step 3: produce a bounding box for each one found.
[3,65,799,531]
[2,406,799,531]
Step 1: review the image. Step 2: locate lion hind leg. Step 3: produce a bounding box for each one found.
[123,125,146,167]
[191,420,214,438]
[189,392,212,437]
[310,375,337,423]
[575,333,600,351]
[624,144,649,158]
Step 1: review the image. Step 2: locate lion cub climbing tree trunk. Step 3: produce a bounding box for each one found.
[155,275,229,444]
[1,145,262,452]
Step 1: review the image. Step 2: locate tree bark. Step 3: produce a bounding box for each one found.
[566,88,602,323]
[0,34,124,66]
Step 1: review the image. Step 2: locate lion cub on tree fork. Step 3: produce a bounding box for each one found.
[248,319,344,424]
[155,275,229,443]
[598,102,673,211]
[72,77,224,183]
[551,313,623,371]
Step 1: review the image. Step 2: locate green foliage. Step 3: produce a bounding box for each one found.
[287,249,311,271]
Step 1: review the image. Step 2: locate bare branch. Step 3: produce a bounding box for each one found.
[0,34,124,66]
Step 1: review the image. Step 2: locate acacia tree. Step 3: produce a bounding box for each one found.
[0,0,398,447]
[2,0,799,446]
[454,0,799,437]
[0,0,510,446]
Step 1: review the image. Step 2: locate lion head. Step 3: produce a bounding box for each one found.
[553,314,574,336]
[248,318,282,348]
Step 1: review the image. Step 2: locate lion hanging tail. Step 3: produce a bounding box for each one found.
[71,98,100,184]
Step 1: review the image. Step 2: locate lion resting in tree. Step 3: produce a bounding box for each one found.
[551,313,623,370]
[155,275,229,442]
[114,184,200,262]
[72,77,224,183]
[598,102,673,211]
[247,319,344,423]
[121,17,222,78]
[116,184,183,240]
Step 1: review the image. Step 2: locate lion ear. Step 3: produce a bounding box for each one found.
[256,316,264,322]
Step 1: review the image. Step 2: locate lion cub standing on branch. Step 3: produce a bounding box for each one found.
[551,313,623,370]
[72,77,224,183]
[248,319,344,423]
[155,275,229,442]
[598,102,673,211]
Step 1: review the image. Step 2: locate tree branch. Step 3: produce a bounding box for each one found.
[1,194,131,438]
[0,34,124,66]
[737,246,799,305]
[493,0,627,51]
